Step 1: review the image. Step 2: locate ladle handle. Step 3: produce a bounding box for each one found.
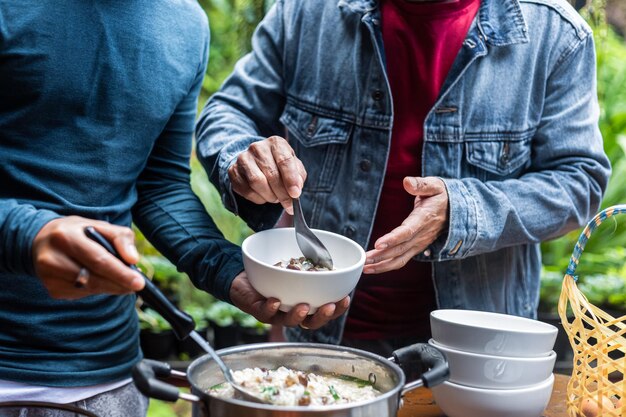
[392,342,449,393]
[133,359,200,403]
[84,226,196,341]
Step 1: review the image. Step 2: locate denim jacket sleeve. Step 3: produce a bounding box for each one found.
[195,0,287,232]
[434,34,611,261]
[132,27,244,303]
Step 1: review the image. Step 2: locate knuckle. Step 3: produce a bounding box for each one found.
[264,168,280,183]
[122,228,134,240]
[36,253,56,269]
[248,141,264,156]
[48,229,69,247]
[274,152,295,167]
[246,172,264,185]
[268,135,286,145]
[90,253,110,271]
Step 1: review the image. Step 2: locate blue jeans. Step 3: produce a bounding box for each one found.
[0,383,148,417]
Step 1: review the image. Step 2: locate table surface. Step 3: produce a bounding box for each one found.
[398,373,568,417]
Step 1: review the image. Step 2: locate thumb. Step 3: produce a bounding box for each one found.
[403,177,444,197]
[92,223,140,265]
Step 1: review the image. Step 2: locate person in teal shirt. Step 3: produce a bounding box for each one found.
[0,1,347,414]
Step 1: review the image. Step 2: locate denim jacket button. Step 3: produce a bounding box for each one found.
[371,90,384,101]
[448,240,463,256]
[359,159,372,172]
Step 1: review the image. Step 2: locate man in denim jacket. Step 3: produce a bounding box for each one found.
[196,0,611,354]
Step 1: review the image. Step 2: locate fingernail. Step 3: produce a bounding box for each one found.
[298,310,308,318]
[289,186,300,198]
[271,301,280,310]
[407,177,417,188]
[132,275,145,290]
[324,306,335,317]
[127,245,139,259]
[377,242,388,250]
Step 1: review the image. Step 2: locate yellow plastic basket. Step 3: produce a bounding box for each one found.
[559,205,626,417]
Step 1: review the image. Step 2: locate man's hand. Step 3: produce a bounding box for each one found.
[364,177,449,274]
[229,272,349,329]
[228,136,306,214]
[32,216,145,299]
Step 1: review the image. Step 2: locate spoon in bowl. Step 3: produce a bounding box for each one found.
[292,197,333,270]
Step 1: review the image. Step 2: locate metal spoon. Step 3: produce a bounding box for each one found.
[84,226,270,405]
[292,197,333,270]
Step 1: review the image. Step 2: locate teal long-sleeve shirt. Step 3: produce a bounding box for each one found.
[0,0,243,386]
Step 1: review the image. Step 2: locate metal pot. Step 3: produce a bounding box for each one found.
[133,341,449,417]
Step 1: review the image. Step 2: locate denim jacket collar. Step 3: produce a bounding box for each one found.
[338,0,529,46]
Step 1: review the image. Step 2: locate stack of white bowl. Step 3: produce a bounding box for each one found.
[428,309,558,417]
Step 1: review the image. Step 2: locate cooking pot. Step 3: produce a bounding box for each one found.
[133,341,449,417]
[82,231,448,416]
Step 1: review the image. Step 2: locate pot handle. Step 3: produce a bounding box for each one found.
[132,359,201,403]
[391,343,449,395]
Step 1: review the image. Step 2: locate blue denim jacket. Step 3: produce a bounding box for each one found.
[196,0,611,344]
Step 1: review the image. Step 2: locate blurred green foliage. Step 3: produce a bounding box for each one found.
[540,17,626,312]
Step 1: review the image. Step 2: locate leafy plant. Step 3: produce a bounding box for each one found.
[205,300,269,331]
[138,308,173,332]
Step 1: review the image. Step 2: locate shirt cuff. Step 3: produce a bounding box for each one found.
[428,178,479,261]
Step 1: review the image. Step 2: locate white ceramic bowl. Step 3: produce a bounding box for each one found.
[428,339,556,389]
[430,309,558,357]
[431,374,554,417]
[241,227,365,313]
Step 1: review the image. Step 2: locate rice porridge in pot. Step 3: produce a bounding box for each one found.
[209,366,381,406]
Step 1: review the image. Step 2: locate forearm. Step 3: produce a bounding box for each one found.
[197,100,284,231]
[0,200,60,275]
[434,165,607,260]
[431,34,610,261]
[195,2,287,231]
[132,183,243,302]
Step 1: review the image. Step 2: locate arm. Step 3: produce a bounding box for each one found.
[365,35,611,271]
[131,32,244,303]
[134,42,346,328]
[0,201,60,275]
[195,0,289,231]
[435,34,610,260]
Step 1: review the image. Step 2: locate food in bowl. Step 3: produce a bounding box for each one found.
[242,228,365,313]
[274,257,332,271]
[208,366,381,406]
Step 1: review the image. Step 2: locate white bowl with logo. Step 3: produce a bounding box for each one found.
[428,339,556,389]
[430,309,558,357]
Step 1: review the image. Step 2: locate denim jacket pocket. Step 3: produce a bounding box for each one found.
[280,104,352,192]
[464,131,533,179]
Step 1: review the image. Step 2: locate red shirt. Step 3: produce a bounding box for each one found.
[343,0,480,340]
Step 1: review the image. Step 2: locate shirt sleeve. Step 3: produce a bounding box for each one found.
[0,200,60,275]
[431,34,611,261]
[131,25,244,303]
[195,0,286,232]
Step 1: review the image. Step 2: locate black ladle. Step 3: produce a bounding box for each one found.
[84,226,268,404]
